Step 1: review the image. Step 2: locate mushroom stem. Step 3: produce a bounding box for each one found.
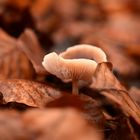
[72,80,78,95]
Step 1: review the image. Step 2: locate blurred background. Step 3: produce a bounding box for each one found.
[0,0,140,86]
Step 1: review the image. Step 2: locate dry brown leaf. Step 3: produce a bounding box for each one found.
[23,108,103,140]
[125,44,140,57]
[52,0,79,19]
[0,29,35,79]
[18,28,47,75]
[129,87,140,106]
[107,116,139,140]
[46,94,105,128]
[80,94,105,128]
[100,0,140,44]
[90,62,140,124]
[52,21,95,44]
[0,108,103,140]
[30,0,52,20]
[81,35,140,77]
[0,29,16,43]
[0,110,28,140]
[101,14,140,44]
[30,0,54,32]
[98,39,140,77]
[0,79,63,107]
[90,62,125,90]
[101,89,140,125]
[7,0,32,9]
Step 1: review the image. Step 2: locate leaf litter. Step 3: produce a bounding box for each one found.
[0,0,140,140]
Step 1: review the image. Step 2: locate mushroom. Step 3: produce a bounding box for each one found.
[60,44,107,63]
[42,44,107,95]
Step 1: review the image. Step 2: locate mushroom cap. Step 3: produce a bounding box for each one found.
[60,44,107,63]
[42,52,97,83]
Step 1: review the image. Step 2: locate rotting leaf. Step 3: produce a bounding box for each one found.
[23,108,103,140]
[0,79,63,108]
[18,28,47,75]
[0,29,35,79]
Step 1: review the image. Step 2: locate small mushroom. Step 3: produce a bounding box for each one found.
[42,44,107,95]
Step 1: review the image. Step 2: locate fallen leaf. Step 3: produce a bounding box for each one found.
[30,0,55,32]
[30,0,52,20]
[90,62,125,90]
[23,108,103,140]
[107,116,139,140]
[7,0,32,10]
[18,28,47,75]
[0,29,35,79]
[52,0,79,19]
[98,39,140,77]
[81,35,140,78]
[125,44,140,57]
[129,87,140,106]
[0,29,16,43]
[101,20,140,45]
[0,79,63,107]
[46,94,105,128]
[101,89,140,125]
[0,110,28,140]
[90,63,140,124]
[52,21,95,44]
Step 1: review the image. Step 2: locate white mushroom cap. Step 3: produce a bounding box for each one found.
[42,52,97,83]
[60,44,107,63]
